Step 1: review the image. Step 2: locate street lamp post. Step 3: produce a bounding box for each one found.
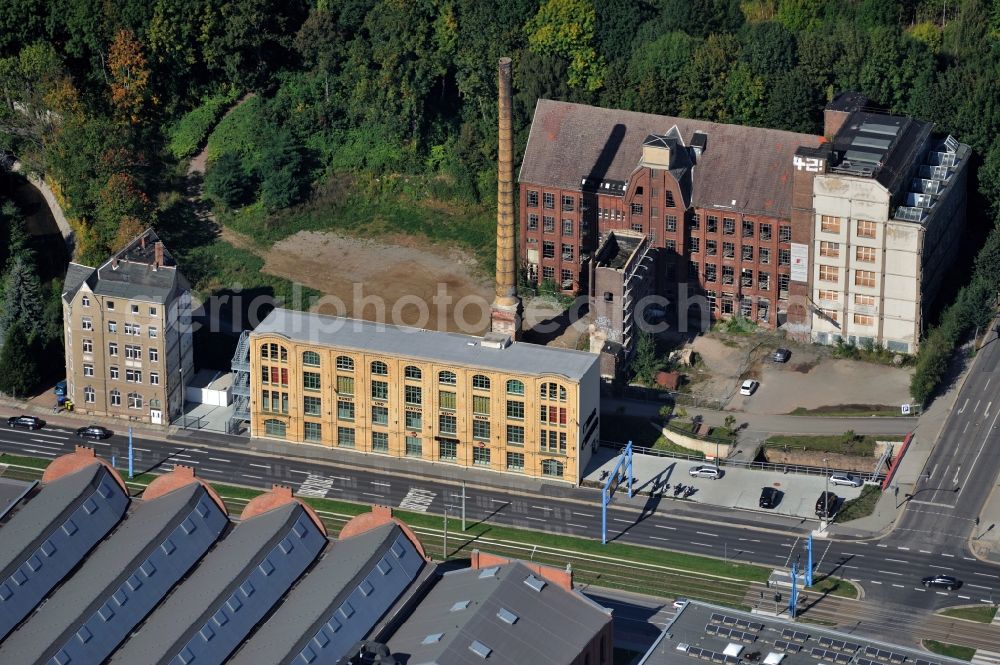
[823,458,830,521]
[443,507,449,560]
[179,367,186,429]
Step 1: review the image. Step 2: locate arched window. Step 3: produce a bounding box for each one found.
[472,374,490,390]
[336,355,354,371]
[506,379,524,395]
[127,392,143,409]
[404,365,422,381]
[84,386,95,403]
[541,459,564,478]
[264,419,286,438]
[150,398,161,410]
[438,370,457,385]
[302,351,320,366]
[371,360,388,376]
[109,389,121,406]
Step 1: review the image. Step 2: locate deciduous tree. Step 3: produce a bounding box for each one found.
[107,29,151,124]
[525,0,607,91]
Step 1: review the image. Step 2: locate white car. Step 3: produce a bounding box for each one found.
[829,472,863,487]
[739,379,759,396]
[689,464,722,479]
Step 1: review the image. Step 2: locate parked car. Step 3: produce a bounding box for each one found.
[673,597,688,610]
[829,472,863,487]
[759,487,782,509]
[815,491,839,518]
[7,415,44,430]
[76,425,113,440]
[688,464,722,479]
[772,348,791,363]
[739,379,760,396]
[921,575,961,590]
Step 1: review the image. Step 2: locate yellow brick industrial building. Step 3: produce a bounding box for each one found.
[249,309,600,484]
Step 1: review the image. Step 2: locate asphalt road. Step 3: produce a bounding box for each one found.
[2,422,998,618]
[892,332,1000,552]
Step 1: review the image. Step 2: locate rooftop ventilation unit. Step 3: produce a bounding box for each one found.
[944,135,960,153]
[469,641,492,659]
[480,333,511,350]
[523,575,546,592]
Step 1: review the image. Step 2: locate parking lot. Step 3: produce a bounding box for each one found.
[586,449,867,521]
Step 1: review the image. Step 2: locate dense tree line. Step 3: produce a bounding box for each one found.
[1,0,999,401]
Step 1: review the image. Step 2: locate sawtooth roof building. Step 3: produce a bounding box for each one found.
[0,449,613,665]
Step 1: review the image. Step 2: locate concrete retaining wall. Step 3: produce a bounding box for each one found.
[658,425,734,459]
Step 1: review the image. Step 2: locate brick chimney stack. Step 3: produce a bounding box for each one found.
[490,57,522,339]
[153,241,163,271]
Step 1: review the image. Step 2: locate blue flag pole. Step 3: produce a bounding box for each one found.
[806,535,814,587]
[789,560,798,619]
[128,427,134,479]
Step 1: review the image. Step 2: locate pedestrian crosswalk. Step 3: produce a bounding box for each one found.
[972,649,1000,665]
[297,473,335,498]
[399,487,436,512]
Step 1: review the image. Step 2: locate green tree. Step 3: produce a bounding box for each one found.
[525,0,607,91]
[0,320,41,397]
[205,151,253,208]
[0,251,43,344]
[259,132,308,212]
[615,32,699,116]
[741,21,797,77]
[631,330,660,385]
[679,33,741,121]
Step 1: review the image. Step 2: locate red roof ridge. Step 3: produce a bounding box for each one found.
[143,464,228,515]
[42,445,128,493]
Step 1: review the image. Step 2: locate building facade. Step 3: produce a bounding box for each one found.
[248,309,601,484]
[519,95,969,358]
[62,230,193,425]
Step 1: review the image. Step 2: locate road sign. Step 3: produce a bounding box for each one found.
[901,404,911,415]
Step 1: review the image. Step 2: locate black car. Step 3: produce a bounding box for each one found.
[921,575,961,590]
[759,487,782,509]
[76,425,113,440]
[773,348,791,363]
[7,415,45,430]
[815,491,839,518]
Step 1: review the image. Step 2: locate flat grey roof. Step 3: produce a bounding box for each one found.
[109,502,309,664]
[0,477,33,518]
[639,601,969,665]
[386,561,611,665]
[0,483,211,663]
[252,309,599,382]
[0,463,104,578]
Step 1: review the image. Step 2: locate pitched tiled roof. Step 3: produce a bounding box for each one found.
[519,99,823,218]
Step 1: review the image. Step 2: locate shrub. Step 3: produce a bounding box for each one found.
[204,152,254,208]
[205,95,268,168]
[258,132,309,212]
[167,90,240,160]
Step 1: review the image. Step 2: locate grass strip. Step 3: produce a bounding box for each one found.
[921,640,975,661]
[835,486,882,523]
[938,604,999,623]
[807,576,859,600]
[788,405,907,418]
[764,433,885,456]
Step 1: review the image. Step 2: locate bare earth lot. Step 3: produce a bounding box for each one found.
[238,229,494,334]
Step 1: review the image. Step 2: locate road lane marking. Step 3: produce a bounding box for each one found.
[963,423,969,434]
[877,544,888,548]
[892,584,904,588]
[897,546,910,550]
[962,407,1000,490]
[958,398,969,414]
[958,595,970,599]
[876,570,903,576]
[655,525,676,530]
[919,550,932,554]
[23,449,55,456]
[241,474,262,480]
[913,588,926,592]
[133,447,150,452]
[23,442,63,451]
[696,531,719,537]
[531,505,553,511]
[884,558,909,564]
[201,468,223,473]
[567,523,587,529]
[361,492,383,498]
[987,401,993,418]
[973,572,1000,578]
[288,469,309,475]
[691,542,714,548]
[330,476,350,482]
[371,481,391,487]
[249,463,271,469]
[953,466,962,483]
[208,457,230,463]
[524,516,545,522]
[573,512,593,518]
[936,591,948,596]
[613,518,633,524]
[870,581,882,585]
[928,565,954,570]
[967,583,993,590]
[29,432,70,441]
[975,400,981,413]
[941,553,955,557]
[650,536,669,541]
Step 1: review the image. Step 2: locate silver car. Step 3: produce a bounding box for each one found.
[689,464,722,479]
[829,472,863,487]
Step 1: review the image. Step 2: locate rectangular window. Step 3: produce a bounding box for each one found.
[665,190,676,207]
[543,216,555,233]
[336,375,354,395]
[81,317,93,331]
[405,436,422,457]
[856,220,877,238]
[473,447,491,467]
[706,290,717,310]
[721,295,734,314]
[110,366,119,380]
[705,264,717,282]
[779,274,790,293]
[723,242,735,258]
[779,225,792,242]
[561,244,574,260]
[506,400,524,420]
[506,452,525,471]
[665,239,676,251]
[404,410,422,430]
[665,215,677,232]
[372,431,389,452]
[405,385,422,406]
[149,347,158,362]
[526,190,538,207]
[507,425,524,446]
[126,369,142,383]
[854,294,876,306]
[131,304,139,314]
[758,272,771,290]
[542,266,554,280]
[650,206,659,219]
[853,313,875,326]
[542,242,555,259]
[304,396,322,416]
[630,203,643,215]
[821,308,840,323]
[689,260,700,278]
[527,214,538,231]
[705,215,716,233]
[820,241,840,257]
[148,327,157,339]
[689,237,700,253]
[439,390,456,411]
[336,399,354,420]
[723,218,736,235]
[690,214,701,230]
[722,265,734,285]
[818,265,839,282]
[472,420,490,441]
[759,223,772,241]
[855,246,876,263]
[742,245,753,261]
[742,220,754,238]
[819,289,839,303]
[562,218,573,236]
[759,248,770,264]
[820,215,841,233]
[472,395,490,416]
[543,192,555,209]
[108,342,117,356]
[303,372,321,391]
[779,249,791,266]
[110,391,121,406]
[338,427,355,448]
[706,240,717,256]
[855,270,876,288]
[84,363,94,377]
[561,269,573,285]
[304,422,322,442]
[741,268,754,287]
[372,380,389,400]
[108,321,117,333]
[439,413,457,435]
[372,406,388,425]
[439,439,456,460]
[562,194,574,211]
[631,223,643,232]
[150,372,159,385]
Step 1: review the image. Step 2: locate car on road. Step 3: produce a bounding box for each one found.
[739,379,760,396]
[7,415,44,430]
[921,575,961,590]
[76,425,113,440]
[772,348,791,363]
[815,491,839,518]
[689,464,722,479]
[829,472,863,487]
[759,487,782,509]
